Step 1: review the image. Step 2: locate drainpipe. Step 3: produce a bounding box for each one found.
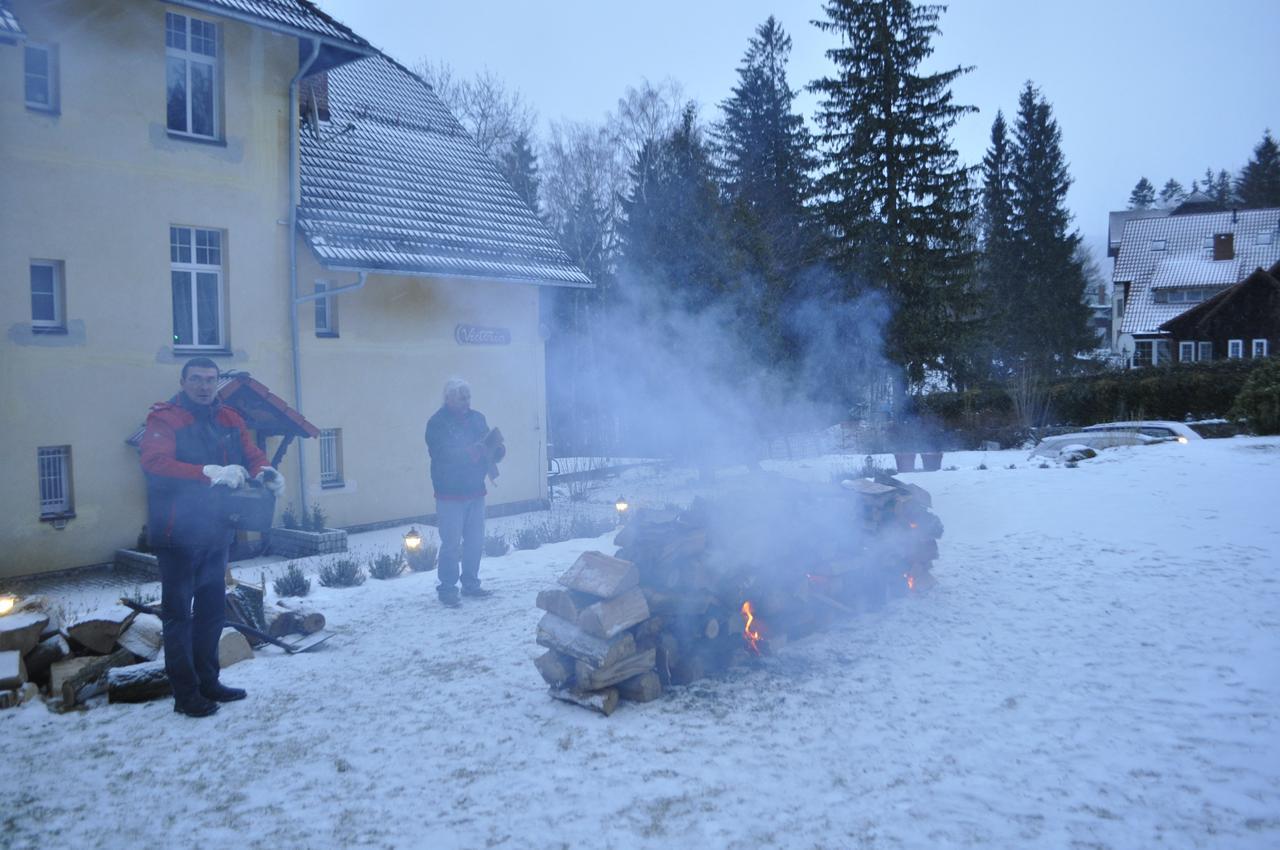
[288,39,321,508]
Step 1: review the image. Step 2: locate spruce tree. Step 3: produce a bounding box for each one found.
[977,110,1018,377]
[1237,130,1280,209]
[1158,178,1185,207]
[1128,177,1156,209]
[1008,82,1093,374]
[713,15,818,367]
[499,131,541,216]
[810,0,977,387]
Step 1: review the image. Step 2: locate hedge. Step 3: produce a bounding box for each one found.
[918,358,1272,435]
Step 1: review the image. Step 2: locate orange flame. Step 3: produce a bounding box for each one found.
[904,572,915,591]
[741,600,762,654]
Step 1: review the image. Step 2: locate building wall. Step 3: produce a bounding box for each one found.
[1167,283,1280,362]
[0,1,296,576]
[294,246,549,528]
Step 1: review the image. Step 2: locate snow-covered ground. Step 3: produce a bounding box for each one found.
[5,438,1279,849]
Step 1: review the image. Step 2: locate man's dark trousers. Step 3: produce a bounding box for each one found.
[157,546,228,702]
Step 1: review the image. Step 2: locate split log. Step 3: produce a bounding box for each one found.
[272,600,325,634]
[549,685,619,716]
[107,661,172,704]
[0,611,49,655]
[117,613,163,661]
[67,604,137,654]
[0,691,16,710]
[49,657,95,697]
[17,681,40,705]
[536,613,635,668]
[557,551,638,599]
[217,628,253,668]
[576,587,651,639]
[574,648,656,691]
[61,648,136,706]
[617,671,663,703]
[535,588,596,624]
[266,610,304,638]
[533,650,575,688]
[0,650,26,690]
[23,634,70,683]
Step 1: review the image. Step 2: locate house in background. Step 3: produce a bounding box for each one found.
[1159,261,1279,363]
[0,0,588,578]
[1111,200,1280,366]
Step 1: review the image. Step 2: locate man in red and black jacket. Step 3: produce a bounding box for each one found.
[139,358,282,717]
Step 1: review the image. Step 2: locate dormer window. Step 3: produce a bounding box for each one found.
[1212,233,1234,261]
[1150,238,1167,251]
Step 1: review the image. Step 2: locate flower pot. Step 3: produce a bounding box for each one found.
[920,451,944,472]
[894,452,916,473]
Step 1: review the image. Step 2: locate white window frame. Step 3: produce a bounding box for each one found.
[1179,341,1196,362]
[1254,339,1270,358]
[30,260,66,330]
[38,446,73,518]
[24,42,58,112]
[319,428,344,487]
[1197,341,1213,362]
[1150,238,1166,251]
[165,12,220,140]
[1228,339,1243,359]
[170,225,226,350]
[315,281,338,337]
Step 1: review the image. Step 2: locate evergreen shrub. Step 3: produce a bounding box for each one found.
[406,542,438,572]
[273,563,310,597]
[318,557,365,588]
[1231,357,1280,434]
[484,533,510,557]
[368,550,404,580]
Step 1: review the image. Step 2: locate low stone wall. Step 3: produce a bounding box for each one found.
[113,548,159,577]
[266,528,348,559]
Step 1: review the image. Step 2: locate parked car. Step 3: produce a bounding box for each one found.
[1031,430,1170,458]
[1080,420,1203,443]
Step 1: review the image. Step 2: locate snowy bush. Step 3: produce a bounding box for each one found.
[318,557,365,588]
[368,550,404,580]
[514,524,546,550]
[281,504,300,530]
[484,532,510,557]
[1231,357,1280,434]
[405,542,438,572]
[306,503,328,532]
[273,563,310,597]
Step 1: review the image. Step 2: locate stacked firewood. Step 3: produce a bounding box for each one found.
[0,583,327,711]
[532,472,942,715]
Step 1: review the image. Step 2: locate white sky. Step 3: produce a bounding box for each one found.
[317,0,1280,262]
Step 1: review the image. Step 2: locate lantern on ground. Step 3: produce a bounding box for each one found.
[615,496,629,522]
[403,526,423,551]
[0,595,16,616]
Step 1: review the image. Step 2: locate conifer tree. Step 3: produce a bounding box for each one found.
[500,131,541,216]
[977,111,1017,377]
[713,16,818,366]
[1158,178,1185,207]
[1007,82,1093,374]
[810,0,977,387]
[1128,177,1156,209]
[1237,129,1280,209]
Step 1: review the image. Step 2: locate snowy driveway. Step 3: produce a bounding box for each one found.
[4,439,1279,849]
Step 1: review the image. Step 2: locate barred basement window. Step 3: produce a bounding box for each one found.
[319,429,343,487]
[38,446,73,518]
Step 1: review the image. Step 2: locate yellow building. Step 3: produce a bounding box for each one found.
[0,0,590,578]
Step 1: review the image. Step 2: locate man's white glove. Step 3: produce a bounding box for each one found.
[256,466,286,497]
[202,464,248,489]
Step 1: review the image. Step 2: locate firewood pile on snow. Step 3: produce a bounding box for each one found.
[0,584,328,711]
[533,472,944,715]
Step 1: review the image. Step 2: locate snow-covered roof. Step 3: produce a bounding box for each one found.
[1114,207,1280,336]
[298,55,591,287]
[0,0,25,42]
[163,0,367,49]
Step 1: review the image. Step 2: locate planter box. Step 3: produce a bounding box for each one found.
[267,527,348,559]
[893,453,916,473]
[920,452,944,472]
[114,548,159,576]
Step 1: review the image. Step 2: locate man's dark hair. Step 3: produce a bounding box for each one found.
[181,357,220,380]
